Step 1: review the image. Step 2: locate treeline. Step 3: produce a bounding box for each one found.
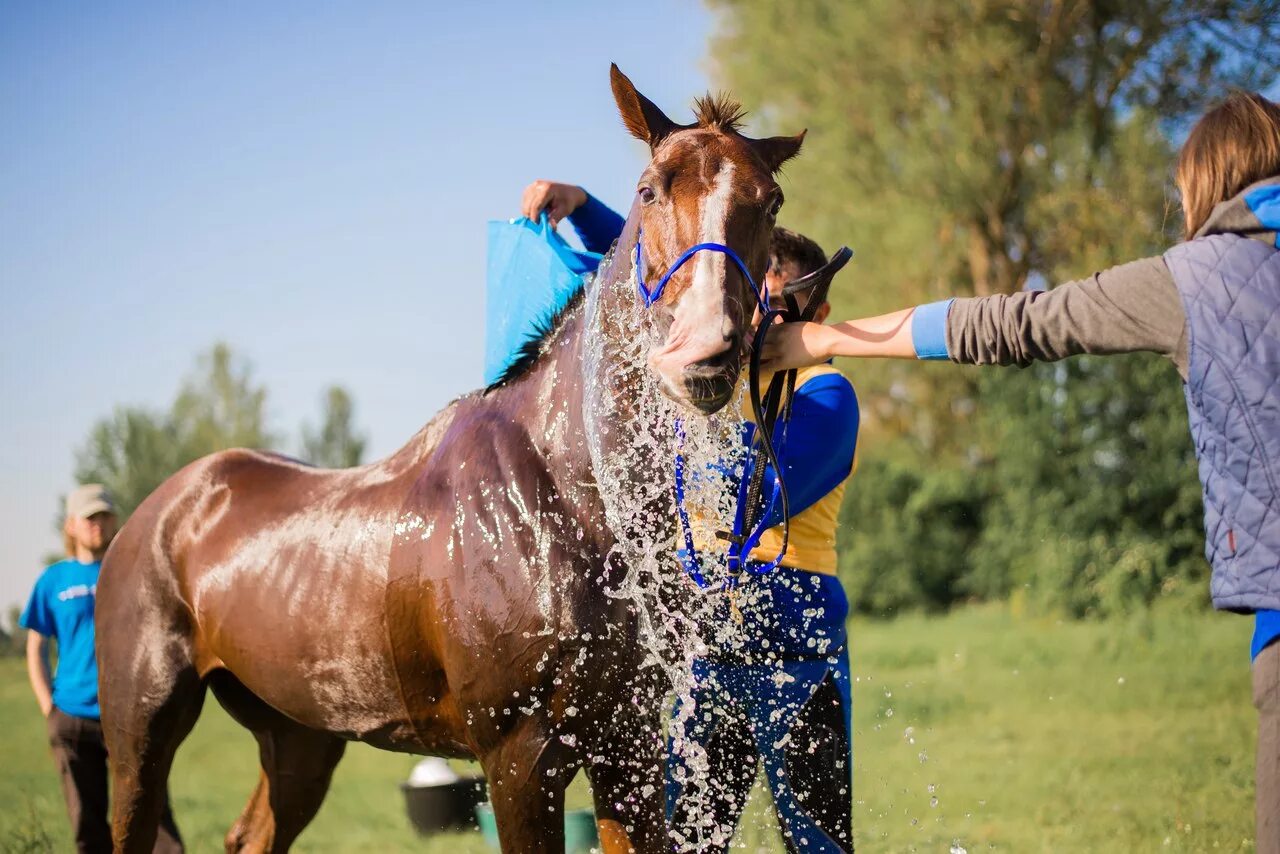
[709,1,1279,616]
[3,343,368,649]
[75,343,368,524]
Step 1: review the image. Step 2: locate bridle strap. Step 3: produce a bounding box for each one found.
[640,226,852,590]
[635,227,770,313]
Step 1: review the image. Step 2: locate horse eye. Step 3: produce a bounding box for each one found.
[638,186,656,205]
[769,195,784,218]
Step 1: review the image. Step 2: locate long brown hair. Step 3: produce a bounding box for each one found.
[1176,92,1280,240]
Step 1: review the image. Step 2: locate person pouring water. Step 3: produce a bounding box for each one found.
[759,91,1280,851]
[522,180,860,851]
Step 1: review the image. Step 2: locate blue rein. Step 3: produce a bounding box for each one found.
[635,228,789,589]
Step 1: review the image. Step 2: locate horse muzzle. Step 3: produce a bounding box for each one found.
[681,367,739,413]
[659,345,740,414]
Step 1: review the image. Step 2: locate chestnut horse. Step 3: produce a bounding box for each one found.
[96,65,803,853]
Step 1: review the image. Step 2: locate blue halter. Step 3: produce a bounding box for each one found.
[635,229,788,589]
[635,228,771,314]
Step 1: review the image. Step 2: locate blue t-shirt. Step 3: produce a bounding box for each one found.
[20,559,101,720]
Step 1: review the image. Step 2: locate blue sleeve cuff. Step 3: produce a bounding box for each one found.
[19,592,51,636]
[911,299,954,360]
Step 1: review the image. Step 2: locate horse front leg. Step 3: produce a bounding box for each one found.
[586,706,672,854]
[480,725,568,853]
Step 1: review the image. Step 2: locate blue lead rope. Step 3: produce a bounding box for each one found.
[635,230,788,589]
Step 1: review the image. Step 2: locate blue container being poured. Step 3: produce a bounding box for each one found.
[484,213,602,388]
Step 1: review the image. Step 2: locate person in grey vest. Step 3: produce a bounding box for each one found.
[760,91,1280,850]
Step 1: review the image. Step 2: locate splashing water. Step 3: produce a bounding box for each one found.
[580,251,755,847]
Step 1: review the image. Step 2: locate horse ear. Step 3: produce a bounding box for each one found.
[610,63,680,149]
[753,130,807,173]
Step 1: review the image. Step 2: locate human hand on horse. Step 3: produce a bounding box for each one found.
[521,180,587,227]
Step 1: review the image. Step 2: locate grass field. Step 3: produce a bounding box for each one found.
[0,604,1256,852]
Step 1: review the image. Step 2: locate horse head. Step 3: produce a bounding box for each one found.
[610,64,804,415]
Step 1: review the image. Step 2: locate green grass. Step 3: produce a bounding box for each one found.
[0,604,1255,852]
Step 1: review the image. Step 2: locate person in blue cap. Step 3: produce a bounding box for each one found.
[523,180,860,850]
[23,484,184,853]
[760,91,1280,852]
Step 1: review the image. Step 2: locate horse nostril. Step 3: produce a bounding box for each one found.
[681,369,736,414]
[697,350,737,376]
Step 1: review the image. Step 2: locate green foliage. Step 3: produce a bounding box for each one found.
[73,343,272,519]
[0,607,27,659]
[969,355,1207,617]
[837,456,987,617]
[170,343,276,462]
[72,344,365,522]
[72,407,185,521]
[301,386,368,469]
[711,1,1278,616]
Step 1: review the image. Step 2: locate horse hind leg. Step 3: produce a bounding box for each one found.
[99,645,206,854]
[210,671,347,853]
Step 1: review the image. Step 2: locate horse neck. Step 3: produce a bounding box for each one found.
[510,212,654,489]
[378,214,652,500]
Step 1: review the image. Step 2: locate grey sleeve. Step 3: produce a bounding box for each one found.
[945,255,1189,379]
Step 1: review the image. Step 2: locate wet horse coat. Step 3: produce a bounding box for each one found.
[95,66,804,853]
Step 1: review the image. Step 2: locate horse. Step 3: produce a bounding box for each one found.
[95,64,804,853]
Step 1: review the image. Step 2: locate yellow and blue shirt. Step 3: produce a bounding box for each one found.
[741,365,859,575]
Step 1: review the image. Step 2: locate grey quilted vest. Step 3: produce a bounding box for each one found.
[1165,229,1280,612]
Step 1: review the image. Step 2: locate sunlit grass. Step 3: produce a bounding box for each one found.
[0,604,1253,852]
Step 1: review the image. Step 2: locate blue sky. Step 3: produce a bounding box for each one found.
[0,2,717,610]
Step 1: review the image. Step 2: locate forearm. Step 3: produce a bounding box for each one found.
[25,632,52,715]
[820,307,918,359]
[567,192,626,255]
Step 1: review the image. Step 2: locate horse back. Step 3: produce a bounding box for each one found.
[99,446,423,747]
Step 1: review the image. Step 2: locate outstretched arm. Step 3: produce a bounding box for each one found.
[760,307,918,367]
[762,255,1186,377]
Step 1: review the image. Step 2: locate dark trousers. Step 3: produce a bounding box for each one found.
[1257,642,1280,854]
[47,707,183,854]
[668,666,853,852]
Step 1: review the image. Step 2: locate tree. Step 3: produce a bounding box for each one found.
[708,1,1278,614]
[72,344,367,527]
[709,0,1279,449]
[74,343,274,519]
[2,605,27,658]
[301,386,367,469]
[170,342,275,460]
[73,407,182,520]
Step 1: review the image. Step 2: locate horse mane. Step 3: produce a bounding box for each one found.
[693,92,747,132]
[483,283,588,394]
